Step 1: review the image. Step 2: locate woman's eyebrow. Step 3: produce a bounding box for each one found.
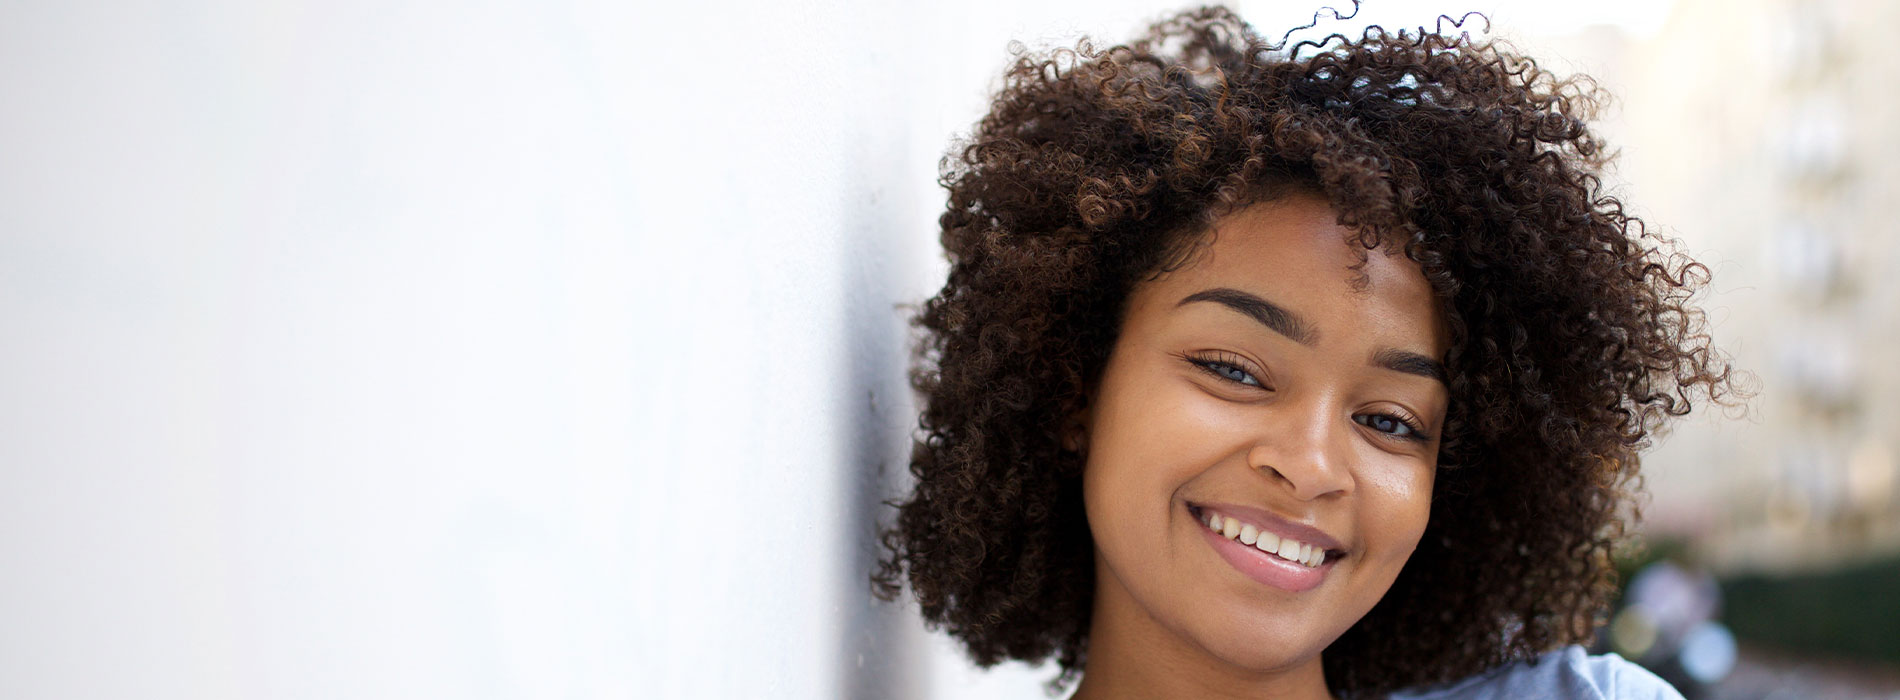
[1372,347,1447,385]
[1177,287,1318,345]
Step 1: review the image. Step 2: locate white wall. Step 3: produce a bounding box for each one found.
[0,1,1640,698]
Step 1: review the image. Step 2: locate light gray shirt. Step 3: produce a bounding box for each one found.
[1388,646,1684,700]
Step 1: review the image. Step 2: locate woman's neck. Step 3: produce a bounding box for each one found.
[1068,566,1337,700]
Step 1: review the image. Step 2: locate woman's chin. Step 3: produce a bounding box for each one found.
[1179,617,1335,677]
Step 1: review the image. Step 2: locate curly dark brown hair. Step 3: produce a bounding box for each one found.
[874,5,1737,697]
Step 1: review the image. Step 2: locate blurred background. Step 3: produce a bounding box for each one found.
[1,0,1894,698]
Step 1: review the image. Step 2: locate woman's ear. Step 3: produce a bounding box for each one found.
[1061,406,1091,455]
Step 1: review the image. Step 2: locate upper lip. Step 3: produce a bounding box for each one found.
[1192,501,1347,553]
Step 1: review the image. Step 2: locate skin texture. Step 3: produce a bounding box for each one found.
[1071,195,1446,700]
[872,7,1741,697]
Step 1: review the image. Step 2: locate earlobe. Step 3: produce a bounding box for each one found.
[1062,424,1087,453]
[1062,406,1092,455]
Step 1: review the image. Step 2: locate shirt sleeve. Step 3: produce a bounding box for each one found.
[1387,646,1687,700]
[1594,650,1686,700]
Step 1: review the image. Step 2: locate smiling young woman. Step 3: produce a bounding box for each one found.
[875,6,1736,699]
[1074,194,1446,699]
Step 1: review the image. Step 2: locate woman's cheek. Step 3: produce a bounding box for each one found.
[1361,457,1435,556]
[1161,378,1264,443]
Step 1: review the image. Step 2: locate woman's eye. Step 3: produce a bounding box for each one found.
[1354,413,1417,438]
[1197,360,1261,387]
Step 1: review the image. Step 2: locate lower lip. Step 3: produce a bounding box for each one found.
[1194,508,1335,592]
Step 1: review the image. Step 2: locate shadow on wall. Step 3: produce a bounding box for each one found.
[832,163,925,698]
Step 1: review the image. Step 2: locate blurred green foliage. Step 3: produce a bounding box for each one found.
[1720,556,1900,666]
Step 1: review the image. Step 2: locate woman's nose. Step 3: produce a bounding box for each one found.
[1246,406,1354,500]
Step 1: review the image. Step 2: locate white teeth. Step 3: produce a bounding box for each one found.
[1276,539,1301,561]
[1255,531,1281,554]
[1201,509,1329,568]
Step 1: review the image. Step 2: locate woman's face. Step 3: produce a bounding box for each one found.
[1080,193,1449,677]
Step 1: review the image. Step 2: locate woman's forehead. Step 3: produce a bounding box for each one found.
[1146,195,1449,353]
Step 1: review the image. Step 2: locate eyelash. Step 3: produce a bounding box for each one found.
[1183,350,1269,389]
[1353,410,1432,443]
[1180,351,1433,443]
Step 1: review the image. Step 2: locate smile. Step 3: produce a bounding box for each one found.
[1190,503,1346,592]
[1201,508,1330,567]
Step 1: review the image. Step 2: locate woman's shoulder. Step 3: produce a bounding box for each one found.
[1387,646,1684,700]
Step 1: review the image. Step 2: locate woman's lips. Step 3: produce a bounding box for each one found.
[1190,502,1344,593]
[1193,502,1346,553]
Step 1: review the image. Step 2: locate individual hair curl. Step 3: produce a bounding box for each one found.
[874,5,1738,697]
